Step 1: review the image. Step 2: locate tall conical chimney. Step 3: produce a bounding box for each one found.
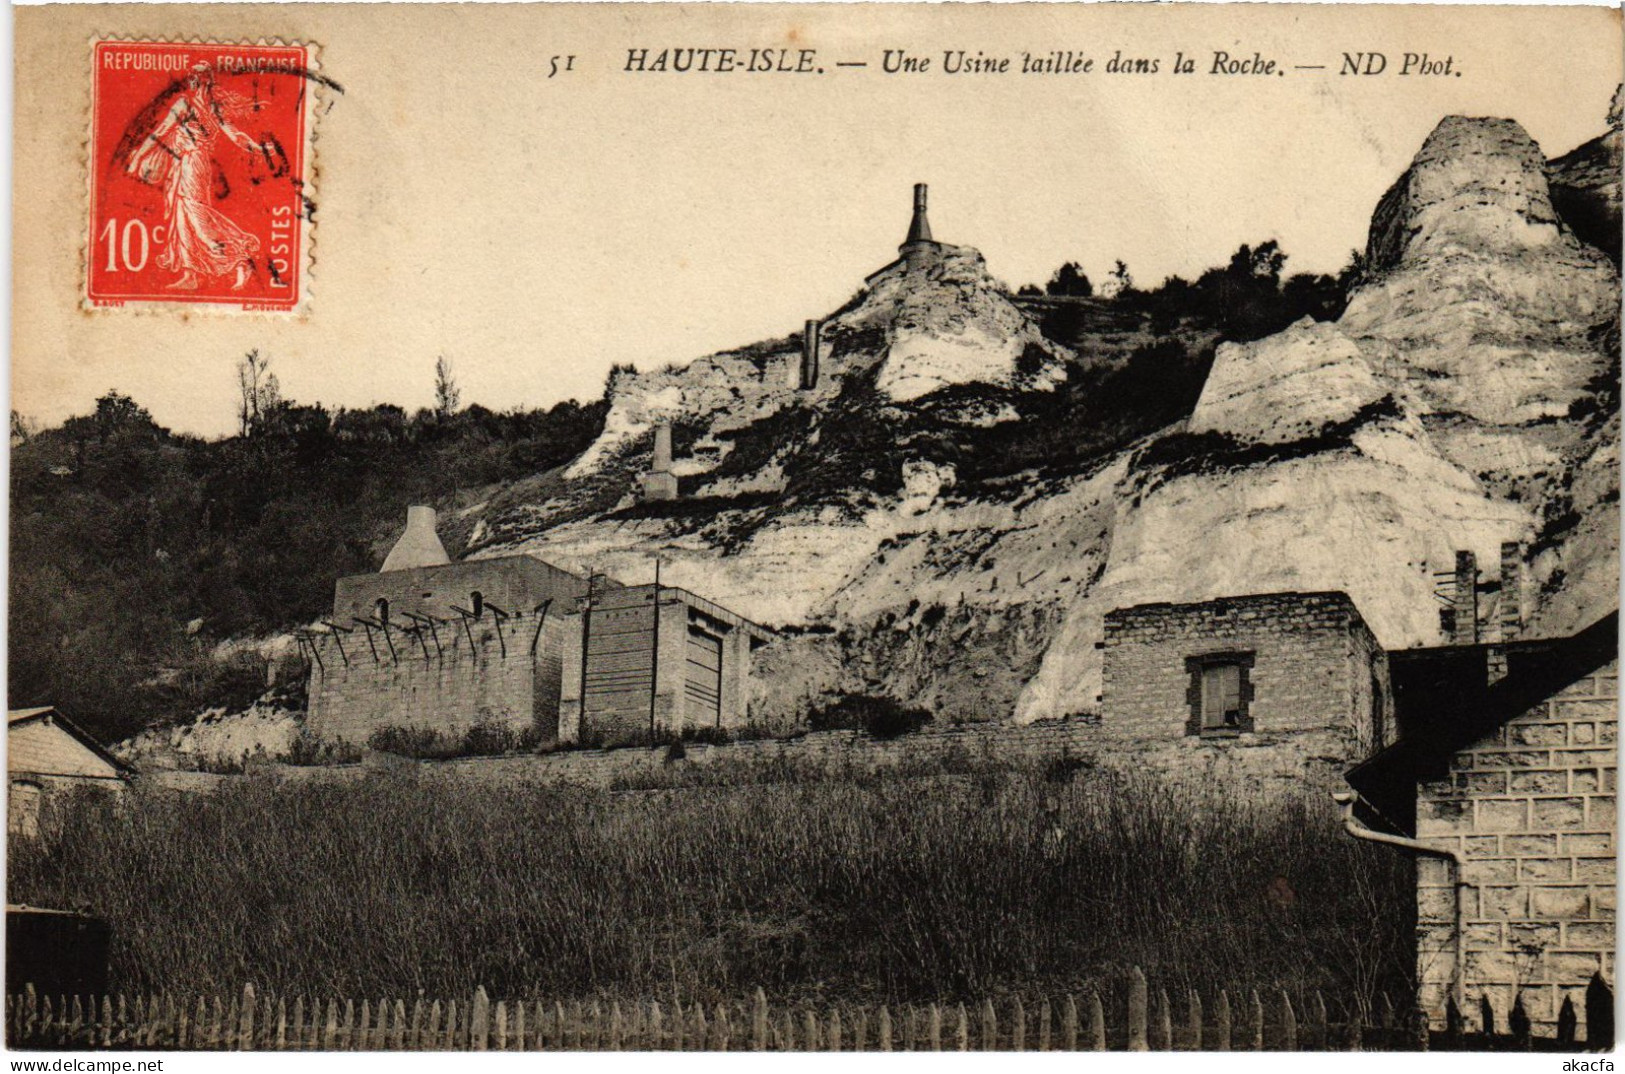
[381,506,452,572]
[904,183,933,247]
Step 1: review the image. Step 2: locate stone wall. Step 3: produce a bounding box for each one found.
[1413,659,1617,1037]
[333,555,591,626]
[306,608,570,745]
[1101,591,1392,773]
[162,710,1363,804]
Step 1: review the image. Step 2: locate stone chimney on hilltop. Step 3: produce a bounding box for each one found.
[900,183,943,271]
[800,320,821,390]
[641,423,679,502]
[381,505,452,572]
[905,183,933,246]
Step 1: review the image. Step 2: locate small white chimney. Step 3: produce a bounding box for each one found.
[381,506,451,572]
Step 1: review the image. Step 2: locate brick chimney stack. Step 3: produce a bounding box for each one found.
[1499,541,1523,643]
[641,423,678,502]
[1452,550,1479,646]
[652,422,673,473]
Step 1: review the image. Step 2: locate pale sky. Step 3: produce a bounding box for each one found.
[13,3,1622,437]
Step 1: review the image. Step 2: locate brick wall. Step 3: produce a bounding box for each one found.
[1101,591,1392,770]
[1414,660,1617,1037]
[306,605,564,745]
[333,555,592,626]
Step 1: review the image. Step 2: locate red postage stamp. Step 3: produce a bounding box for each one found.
[87,40,321,313]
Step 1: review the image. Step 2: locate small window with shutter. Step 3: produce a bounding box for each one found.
[1184,652,1255,735]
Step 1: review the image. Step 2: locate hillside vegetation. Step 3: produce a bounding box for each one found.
[8,386,605,743]
[10,760,1413,1006]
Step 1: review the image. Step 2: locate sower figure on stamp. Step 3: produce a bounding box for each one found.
[126,63,264,291]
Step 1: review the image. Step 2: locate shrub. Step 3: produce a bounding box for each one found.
[366,724,457,760]
[1043,752,1092,784]
[807,694,933,739]
[283,730,363,767]
[461,715,540,757]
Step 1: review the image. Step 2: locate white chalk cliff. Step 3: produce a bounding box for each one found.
[471,107,1620,728]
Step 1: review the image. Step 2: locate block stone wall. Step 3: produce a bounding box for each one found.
[1101,591,1393,781]
[307,607,569,745]
[1413,660,1617,1039]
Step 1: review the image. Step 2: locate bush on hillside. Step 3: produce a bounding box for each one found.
[807,694,933,739]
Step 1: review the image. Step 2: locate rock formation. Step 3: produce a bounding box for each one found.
[466,105,1619,729]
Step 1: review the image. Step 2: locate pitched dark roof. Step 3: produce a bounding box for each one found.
[1345,611,1617,833]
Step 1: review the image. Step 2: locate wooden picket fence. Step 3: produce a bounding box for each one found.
[0,968,1467,1052]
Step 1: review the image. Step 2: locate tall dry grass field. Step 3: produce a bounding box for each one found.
[9,761,1413,1007]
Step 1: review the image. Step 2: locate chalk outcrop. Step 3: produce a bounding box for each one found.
[1344,116,1617,428]
[473,109,1618,731]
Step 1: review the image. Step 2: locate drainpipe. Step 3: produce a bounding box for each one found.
[1331,790,1465,1022]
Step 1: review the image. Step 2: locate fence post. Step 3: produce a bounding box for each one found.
[752,990,767,1051]
[1186,989,1202,1051]
[1214,990,1231,1051]
[359,1000,373,1051]
[981,997,997,1051]
[1557,995,1577,1049]
[1411,1005,1430,1051]
[954,1004,969,1051]
[777,1009,792,1052]
[1155,988,1172,1051]
[801,1008,817,1052]
[878,1006,892,1052]
[1087,991,1106,1051]
[608,1002,623,1050]
[1012,997,1026,1052]
[99,995,113,1048]
[1036,997,1051,1052]
[1587,972,1615,1050]
[649,1002,663,1052]
[1479,994,1496,1046]
[717,1003,733,1051]
[238,984,256,1050]
[468,988,488,1051]
[851,1007,866,1052]
[1509,993,1531,1050]
[424,1001,441,1052]
[930,1004,943,1051]
[827,1007,841,1051]
[1278,991,1296,1051]
[1062,996,1078,1050]
[1127,966,1148,1051]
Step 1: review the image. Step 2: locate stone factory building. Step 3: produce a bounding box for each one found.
[305,507,768,748]
[1342,611,1617,1042]
[558,580,774,747]
[1099,591,1394,785]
